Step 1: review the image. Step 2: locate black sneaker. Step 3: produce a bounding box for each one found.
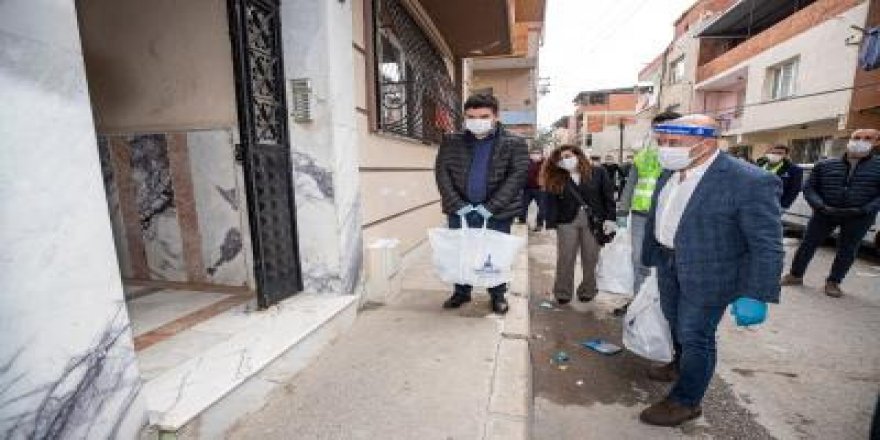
[613,302,630,317]
[491,297,509,314]
[556,297,571,305]
[443,294,471,309]
[577,292,597,303]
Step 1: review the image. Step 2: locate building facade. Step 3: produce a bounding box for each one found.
[569,87,651,160]
[0,0,532,437]
[467,0,546,140]
[694,0,875,161]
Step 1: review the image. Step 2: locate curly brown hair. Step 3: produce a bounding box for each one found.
[541,145,592,194]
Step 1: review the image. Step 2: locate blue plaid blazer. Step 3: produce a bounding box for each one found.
[641,152,784,306]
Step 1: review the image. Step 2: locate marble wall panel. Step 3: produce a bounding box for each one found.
[128,134,187,282]
[187,129,249,287]
[0,2,148,435]
[97,135,134,277]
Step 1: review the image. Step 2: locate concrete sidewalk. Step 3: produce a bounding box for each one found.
[223,225,532,440]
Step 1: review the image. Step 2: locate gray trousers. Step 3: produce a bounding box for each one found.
[630,212,650,295]
[554,210,600,300]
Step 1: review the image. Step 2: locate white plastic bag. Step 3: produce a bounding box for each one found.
[595,229,634,295]
[428,217,526,287]
[623,272,673,362]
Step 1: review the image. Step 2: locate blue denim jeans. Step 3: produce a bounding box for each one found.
[656,248,727,407]
[448,213,513,299]
[629,212,651,295]
[790,212,875,283]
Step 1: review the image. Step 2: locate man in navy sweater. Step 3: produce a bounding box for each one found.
[435,94,529,314]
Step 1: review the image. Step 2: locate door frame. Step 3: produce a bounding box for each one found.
[227,0,304,308]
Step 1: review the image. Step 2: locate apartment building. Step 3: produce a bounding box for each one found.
[0,0,530,437]
[569,87,652,160]
[694,0,876,161]
[467,0,547,140]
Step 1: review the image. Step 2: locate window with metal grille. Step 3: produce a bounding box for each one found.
[374,0,461,144]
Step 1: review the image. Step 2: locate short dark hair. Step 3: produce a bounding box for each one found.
[769,144,790,153]
[652,111,683,125]
[464,94,499,114]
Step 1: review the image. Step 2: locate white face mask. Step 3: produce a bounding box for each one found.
[847,140,873,155]
[765,153,784,164]
[530,154,542,161]
[658,140,709,170]
[557,157,579,171]
[465,118,494,136]
[658,146,693,171]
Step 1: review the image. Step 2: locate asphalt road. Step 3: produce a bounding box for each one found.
[528,230,880,440]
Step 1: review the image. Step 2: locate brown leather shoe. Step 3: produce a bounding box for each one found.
[780,274,803,286]
[639,399,702,427]
[825,282,843,298]
[647,362,679,383]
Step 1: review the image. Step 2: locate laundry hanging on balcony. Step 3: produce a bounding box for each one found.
[859,26,880,72]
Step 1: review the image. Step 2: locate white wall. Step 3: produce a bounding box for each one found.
[0,0,147,437]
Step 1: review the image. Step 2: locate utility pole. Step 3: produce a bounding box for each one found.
[618,118,625,164]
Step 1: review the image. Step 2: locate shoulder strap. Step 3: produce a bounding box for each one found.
[564,179,589,209]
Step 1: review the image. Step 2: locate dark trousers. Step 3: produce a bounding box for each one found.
[656,248,727,407]
[518,188,546,226]
[789,212,875,283]
[448,213,513,299]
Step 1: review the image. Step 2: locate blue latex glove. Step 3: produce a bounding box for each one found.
[456,205,475,216]
[731,297,767,327]
[474,205,493,219]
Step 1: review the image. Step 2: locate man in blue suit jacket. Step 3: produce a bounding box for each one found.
[639,115,784,427]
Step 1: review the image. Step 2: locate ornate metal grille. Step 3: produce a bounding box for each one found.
[229,0,303,308]
[375,0,460,144]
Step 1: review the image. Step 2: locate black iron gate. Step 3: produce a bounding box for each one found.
[228,0,303,308]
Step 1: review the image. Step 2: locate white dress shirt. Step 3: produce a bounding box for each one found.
[655,150,720,248]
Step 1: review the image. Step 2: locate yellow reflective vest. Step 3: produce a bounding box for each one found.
[631,147,663,213]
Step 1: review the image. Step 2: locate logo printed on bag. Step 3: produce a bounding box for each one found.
[474,254,501,276]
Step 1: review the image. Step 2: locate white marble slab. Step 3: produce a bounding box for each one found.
[142,293,358,430]
[127,290,232,337]
[0,9,147,437]
[187,129,249,287]
[128,134,187,282]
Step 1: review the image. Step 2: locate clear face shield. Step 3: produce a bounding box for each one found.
[651,123,718,149]
[651,123,719,170]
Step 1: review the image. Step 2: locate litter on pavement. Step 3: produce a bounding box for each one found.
[539,301,556,310]
[553,351,570,364]
[581,339,623,355]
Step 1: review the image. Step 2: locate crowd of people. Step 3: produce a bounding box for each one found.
[435,93,880,428]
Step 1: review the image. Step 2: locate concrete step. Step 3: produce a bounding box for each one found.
[141,293,358,432]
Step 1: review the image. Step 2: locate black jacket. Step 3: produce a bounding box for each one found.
[435,126,530,220]
[755,158,804,209]
[545,167,616,229]
[803,153,880,215]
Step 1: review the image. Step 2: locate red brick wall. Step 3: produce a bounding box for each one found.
[848,0,880,129]
[697,0,866,83]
